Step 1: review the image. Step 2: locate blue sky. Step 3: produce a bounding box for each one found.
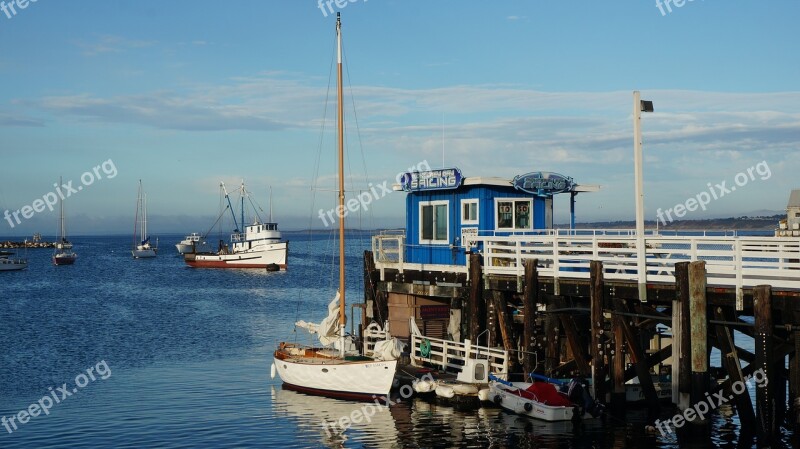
[1,0,799,235]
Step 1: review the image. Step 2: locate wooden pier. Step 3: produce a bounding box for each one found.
[367,230,800,446]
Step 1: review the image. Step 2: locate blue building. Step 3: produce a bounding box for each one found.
[397,168,599,266]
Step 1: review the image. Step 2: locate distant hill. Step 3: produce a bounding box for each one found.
[568,214,784,231]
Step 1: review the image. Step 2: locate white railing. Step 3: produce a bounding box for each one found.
[362,322,390,357]
[372,231,405,265]
[478,234,800,291]
[410,333,509,375]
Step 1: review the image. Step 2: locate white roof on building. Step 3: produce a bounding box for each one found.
[392,177,601,193]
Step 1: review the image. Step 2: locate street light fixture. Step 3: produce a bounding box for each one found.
[633,91,653,302]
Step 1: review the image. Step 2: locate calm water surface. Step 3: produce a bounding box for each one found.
[0,233,778,448]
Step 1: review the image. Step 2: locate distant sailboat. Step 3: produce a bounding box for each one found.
[52,176,77,266]
[132,180,157,258]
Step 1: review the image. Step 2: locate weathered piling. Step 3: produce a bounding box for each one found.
[545,303,560,376]
[613,298,659,409]
[590,261,608,403]
[689,261,709,413]
[468,253,483,342]
[674,262,692,410]
[712,305,755,431]
[491,291,517,372]
[754,285,775,445]
[611,312,626,409]
[522,259,538,376]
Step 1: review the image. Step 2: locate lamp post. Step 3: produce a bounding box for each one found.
[633,91,653,302]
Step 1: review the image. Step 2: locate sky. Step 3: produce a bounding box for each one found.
[1,0,799,236]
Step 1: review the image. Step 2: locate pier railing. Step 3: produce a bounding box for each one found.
[478,233,800,296]
[410,333,509,375]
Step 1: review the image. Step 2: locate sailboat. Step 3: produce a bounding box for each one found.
[272,14,399,401]
[52,176,77,265]
[132,180,157,258]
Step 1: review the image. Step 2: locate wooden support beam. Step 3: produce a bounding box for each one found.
[623,346,672,381]
[590,260,608,404]
[613,298,660,410]
[754,285,775,446]
[675,262,692,410]
[712,305,755,432]
[491,290,517,372]
[522,259,538,376]
[612,314,625,409]
[468,253,483,342]
[689,261,710,414]
[545,302,560,376]
[557,296,592,377]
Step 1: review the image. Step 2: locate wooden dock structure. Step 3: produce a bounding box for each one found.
[367,230,800,446]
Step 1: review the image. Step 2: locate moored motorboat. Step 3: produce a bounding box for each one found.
[175,232,202,254]
[489,375,603,422]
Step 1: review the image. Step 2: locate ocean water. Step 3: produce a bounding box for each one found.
[0,233,782,448]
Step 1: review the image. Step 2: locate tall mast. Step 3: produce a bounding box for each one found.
[336,12,346,357]
[59,176,65,241]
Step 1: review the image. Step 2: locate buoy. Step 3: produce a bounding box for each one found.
[266,264,280,272]
[451,384,479,396]
[435,384,455,399]
[524,402,533,412]
[413,379,437,394]
[477,388,491,402]
[270,363,276,379]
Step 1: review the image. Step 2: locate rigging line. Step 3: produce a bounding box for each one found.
[201,205,231,240]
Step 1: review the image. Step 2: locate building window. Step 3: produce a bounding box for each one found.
[420,201,449,244]
[461,199,479,225]
[496,199,532,230]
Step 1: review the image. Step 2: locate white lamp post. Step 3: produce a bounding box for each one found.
[633,91,653,302]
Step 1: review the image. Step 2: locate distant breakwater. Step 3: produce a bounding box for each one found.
[1,241,55,249]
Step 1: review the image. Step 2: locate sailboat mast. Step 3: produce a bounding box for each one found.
[59,176,65,241]
[336,12,346,357]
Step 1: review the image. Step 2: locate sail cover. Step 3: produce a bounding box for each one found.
[295,292,342,347]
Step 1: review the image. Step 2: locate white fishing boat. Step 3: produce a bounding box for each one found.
[271,13,399,401]
[52,176,77,266]
[132,180,157,258]
[175,232,202,254]
[488,375,603,422]
[184,182,287,269]
[0,249,27,271]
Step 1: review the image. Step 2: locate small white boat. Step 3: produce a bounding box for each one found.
[0,255,27,271]
[489,375,602,422]
[175,233,202,254]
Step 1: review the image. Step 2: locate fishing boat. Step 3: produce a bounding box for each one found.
[183,182,287,269]
[175,232,202,254]
[271,13,399,401]
[132,180,157,258]
[488,374,603,422]
[52,176,77,266]
[0,247,27,271]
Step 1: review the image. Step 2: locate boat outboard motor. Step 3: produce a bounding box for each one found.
[563,377,604,418]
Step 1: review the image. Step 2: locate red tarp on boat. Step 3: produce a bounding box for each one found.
[524,382,573,407]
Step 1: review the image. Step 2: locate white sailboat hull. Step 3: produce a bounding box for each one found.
[132,248,157,258]
[273,353,397,399]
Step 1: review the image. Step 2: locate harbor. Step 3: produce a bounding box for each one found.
[2,2,799,449]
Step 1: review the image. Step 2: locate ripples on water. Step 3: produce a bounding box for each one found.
[0,233,782,448]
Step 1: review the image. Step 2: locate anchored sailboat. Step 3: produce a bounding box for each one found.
[132,180,157,258]
[272,14,398,401]
[52,176,77,266]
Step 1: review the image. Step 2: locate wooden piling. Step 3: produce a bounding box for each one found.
[611,313,625,409]
[545,302,560,376]
[689,261,709,413]
[613,298,659,409]
[590,260,608,403]
[522,259,538,376]
[468,252,483,343]
[491,290,517,372]
[754,285,775,445]
[712,305,755,431]
[674,262,692,410]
